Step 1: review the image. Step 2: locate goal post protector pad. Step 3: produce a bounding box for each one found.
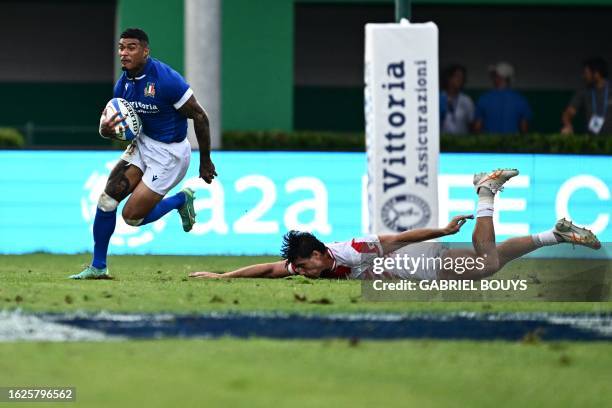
[365,20,440,234]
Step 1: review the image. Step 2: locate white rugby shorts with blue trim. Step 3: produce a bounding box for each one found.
[121,133,191,195]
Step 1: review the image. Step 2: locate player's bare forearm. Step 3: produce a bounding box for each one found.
[178,95,217,183]
[193,109,211,155]
[189,261,289,279]
[227,262,289,278]
[178,95,210,152]
[378,214,473,254]
[379,228,446,254]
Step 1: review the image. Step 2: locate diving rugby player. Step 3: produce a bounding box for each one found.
[190,169,601,280]
[71,28,217,279]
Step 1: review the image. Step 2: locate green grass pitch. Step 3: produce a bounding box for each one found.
[1,254,610,313]
[1,339,611,408]
[1,254,611,407]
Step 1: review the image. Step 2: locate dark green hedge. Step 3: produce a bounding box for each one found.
[223,130,364,151]
[440,133,612,155]
[0,128,25,147]
[2,128,610,154]
[223,131,612,155]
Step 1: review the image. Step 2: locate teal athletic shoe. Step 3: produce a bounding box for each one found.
[178,187,196,232]
[68,265,110,280]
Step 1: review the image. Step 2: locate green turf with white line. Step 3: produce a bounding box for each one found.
[1,254,610,408]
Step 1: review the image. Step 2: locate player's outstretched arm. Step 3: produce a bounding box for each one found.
[378,214,473,255]
[177,95,217,184]
[189,261,290,279]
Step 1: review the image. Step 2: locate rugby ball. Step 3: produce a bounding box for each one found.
[100,98,141,141]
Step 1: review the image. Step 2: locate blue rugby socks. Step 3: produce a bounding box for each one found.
[90,192,187,269]
[141,191,187,225]
[91,208,117,269]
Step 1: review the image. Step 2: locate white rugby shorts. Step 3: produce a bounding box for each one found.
[120,133,191,195]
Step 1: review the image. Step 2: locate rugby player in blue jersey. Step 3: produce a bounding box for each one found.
[70,28,216,279]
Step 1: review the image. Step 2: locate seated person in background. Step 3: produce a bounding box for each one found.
[561,57,612,135]
[440,64,475,134]
[474,62,532,134]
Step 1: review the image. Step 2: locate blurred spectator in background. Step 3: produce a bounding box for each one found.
[440,64,475,134]
[561,57,611,135]
[474,62,532,134]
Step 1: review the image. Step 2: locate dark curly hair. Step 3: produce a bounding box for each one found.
[120,28,149,46]
[280,230,326,264]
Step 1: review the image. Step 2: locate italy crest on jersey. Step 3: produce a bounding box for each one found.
[144,82,156,97]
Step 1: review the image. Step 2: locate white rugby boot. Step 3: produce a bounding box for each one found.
[473,168,519,194]
[553,218,601,250]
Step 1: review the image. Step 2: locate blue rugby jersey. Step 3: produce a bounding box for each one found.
[113,57,193,143]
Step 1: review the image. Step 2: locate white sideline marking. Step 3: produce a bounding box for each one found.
[1,310,610,341]
[0,310,122,342]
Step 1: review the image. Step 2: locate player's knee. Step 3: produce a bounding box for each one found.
[481,257,500,277]
[97,192,119,212]
[123,216,144,226]
[122,206,144,226]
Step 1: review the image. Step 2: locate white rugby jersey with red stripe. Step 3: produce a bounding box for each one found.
[288,235,385,280]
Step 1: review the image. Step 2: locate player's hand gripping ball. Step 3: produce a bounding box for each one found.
[99,98,142,141]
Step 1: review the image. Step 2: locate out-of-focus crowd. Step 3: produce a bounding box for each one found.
[440,57,611,135]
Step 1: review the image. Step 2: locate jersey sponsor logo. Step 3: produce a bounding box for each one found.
[81,161,167,247]
[144,82,156,97]
[128,100,159,114]
[380,194,431,232]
